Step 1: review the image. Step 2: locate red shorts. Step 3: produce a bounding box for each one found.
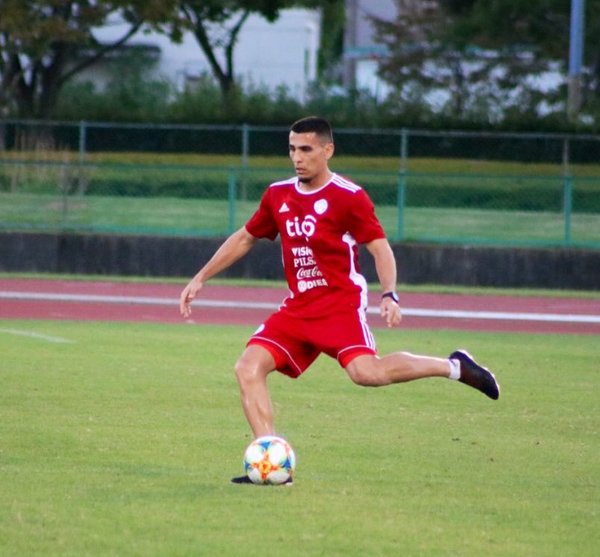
[247,306,377,378]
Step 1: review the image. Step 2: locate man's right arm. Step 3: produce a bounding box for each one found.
[179,227,258,317]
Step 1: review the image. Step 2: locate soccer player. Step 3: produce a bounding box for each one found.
[180,116,500,482]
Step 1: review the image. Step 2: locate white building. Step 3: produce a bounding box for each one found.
[91,8,321,100]
[343,0,397,99]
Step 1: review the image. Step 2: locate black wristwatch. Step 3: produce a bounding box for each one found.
[381,291,399,304]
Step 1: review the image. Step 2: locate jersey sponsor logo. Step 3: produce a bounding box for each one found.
[297,278,328,293]
[290,245,328,293]
[292,246,316,268]
[279,202,290,213]
[296,265,323,279]
[291,246,312,256]
[285,216,328,294]
[285,215,317,238]
[292,246,321,273]
[314,199,328,215]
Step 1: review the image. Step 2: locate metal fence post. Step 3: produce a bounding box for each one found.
[228,168,237,235]
[78,120,87,163]
[563,177,573,246]
[240,124,250,200]
[396,128,408,240]
[241,123,249,168]
[399,127,408,173]
[62,163,69,229]
[562,138,573,246]
[78,120,87,195]
[396,173,406,241]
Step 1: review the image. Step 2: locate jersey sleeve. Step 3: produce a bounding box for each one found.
[245,188,279,241]
[346,188,386,244]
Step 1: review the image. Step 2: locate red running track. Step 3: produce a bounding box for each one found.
[1,278,600,335]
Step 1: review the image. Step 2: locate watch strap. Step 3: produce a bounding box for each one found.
[381,291,399,304]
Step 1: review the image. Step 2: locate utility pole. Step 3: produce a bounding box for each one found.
[343,0,359,90]
[567,0,585,122]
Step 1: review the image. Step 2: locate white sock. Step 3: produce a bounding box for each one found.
[448,358,461,381]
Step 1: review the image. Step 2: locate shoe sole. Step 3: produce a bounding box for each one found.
[231,475,293,486]
[451,349,500,400]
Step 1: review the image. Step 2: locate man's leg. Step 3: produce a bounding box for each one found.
[233,344,300,485]
[345,350,499,399]
[234,344,278,438]
[345,351,449,386]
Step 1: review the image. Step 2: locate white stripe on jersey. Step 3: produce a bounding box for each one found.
[342,232,369,311]
[267,174,360,192]
[268,177,296,188]
[331,173,362,193]
[361,318,377,350]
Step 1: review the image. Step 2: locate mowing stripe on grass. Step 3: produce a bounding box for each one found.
[0,327,74,343]
[2,291,600,324]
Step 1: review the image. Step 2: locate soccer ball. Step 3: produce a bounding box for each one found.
[243,435,296,485]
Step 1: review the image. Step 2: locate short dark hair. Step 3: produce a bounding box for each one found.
[290,116,333,143]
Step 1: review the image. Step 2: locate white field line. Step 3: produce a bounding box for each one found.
[2,291,600,324]
[0,327,74,343]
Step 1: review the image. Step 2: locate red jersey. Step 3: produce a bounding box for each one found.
[245,173,386,318]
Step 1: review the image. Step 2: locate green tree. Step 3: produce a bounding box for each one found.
[316,0,345,81]
[372,0,600,122]
[443,0,600,112]
[177,1,340,101]
[372,0,490,119]
[0,0,178,118]
[54,47,172,121]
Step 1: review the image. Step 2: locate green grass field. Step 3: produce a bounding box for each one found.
[1,320,598,556]
[2,152,600,247]
[2,192,599,247]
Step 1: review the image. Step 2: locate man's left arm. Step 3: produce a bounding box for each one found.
[365,238,402,328]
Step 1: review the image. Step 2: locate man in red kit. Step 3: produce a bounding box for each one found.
[180,116,500,484]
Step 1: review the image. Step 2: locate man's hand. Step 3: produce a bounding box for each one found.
[180,277,204,318]
[380,297,402,328]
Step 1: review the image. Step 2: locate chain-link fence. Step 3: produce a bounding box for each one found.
[1,120,599,248]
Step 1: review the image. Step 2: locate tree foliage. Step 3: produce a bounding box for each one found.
[372,1,494,119]
[444,0,600,105]
[0,1,183,118]
[372,0,600,121]
[177,1,340,99]
[317,0,346,81]
[0,0,337,118]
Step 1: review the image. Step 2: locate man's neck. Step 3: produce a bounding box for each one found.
[298,171,333,192]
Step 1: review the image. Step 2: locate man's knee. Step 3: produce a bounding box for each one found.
[345,355,389,387]
[234,346,275,386]
[234,356,261,385]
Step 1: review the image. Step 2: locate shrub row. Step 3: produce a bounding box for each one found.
[3,122,600,164]
[3,171,599,213]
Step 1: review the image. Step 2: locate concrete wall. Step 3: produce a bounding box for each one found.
[1,232,598,290]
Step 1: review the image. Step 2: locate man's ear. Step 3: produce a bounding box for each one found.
[325,142,335,160]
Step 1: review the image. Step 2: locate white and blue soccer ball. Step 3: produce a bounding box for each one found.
[243,435,296,485]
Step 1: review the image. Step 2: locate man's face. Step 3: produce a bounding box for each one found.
[288,131,333,184]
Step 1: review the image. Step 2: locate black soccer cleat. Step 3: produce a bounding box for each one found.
[449,349,500,400]
[231,475,254,484]
[231,475,293,486]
